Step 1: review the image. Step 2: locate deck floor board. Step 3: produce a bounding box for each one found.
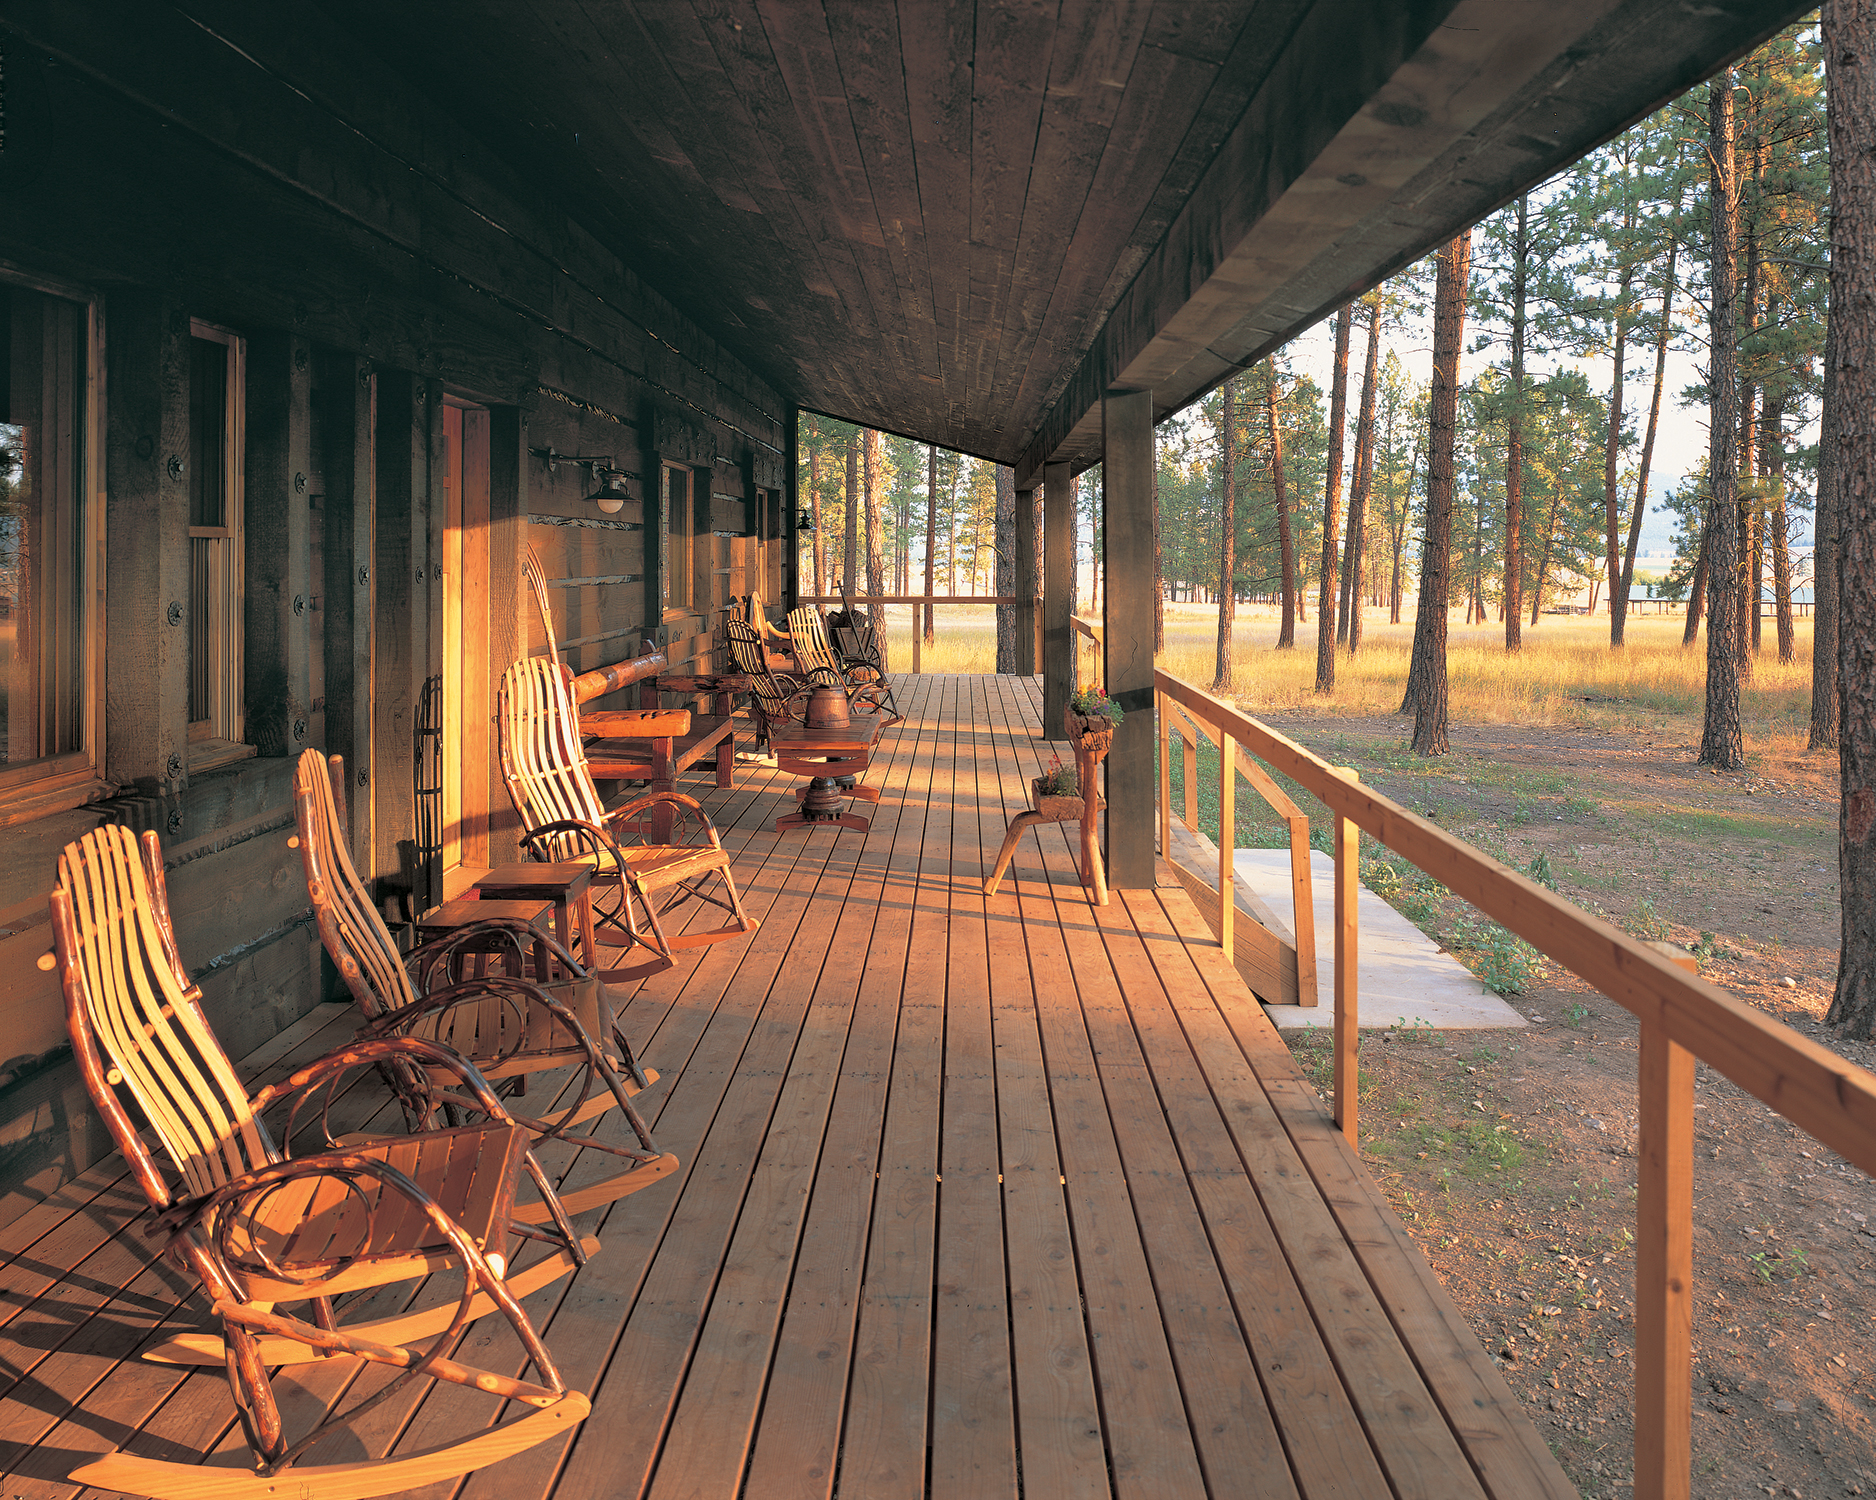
[0,675,1574,1500]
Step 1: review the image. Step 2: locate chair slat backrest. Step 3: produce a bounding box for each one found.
[498,654,608,857]
[523,547,561,668]
[786,607,845,680]
[722,615,803,728]
[53,825,275,1204]
[293,750,424,1021]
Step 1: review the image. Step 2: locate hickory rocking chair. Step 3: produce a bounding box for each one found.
[291,748,679,1222]
[49,822,596,1500]
[498,654,757,981]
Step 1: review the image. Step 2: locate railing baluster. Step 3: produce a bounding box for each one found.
[1333,768,1359,1146]
[1157,691,1171,862]
[1218,728,1234,965]
[1636,1018,1695,1500]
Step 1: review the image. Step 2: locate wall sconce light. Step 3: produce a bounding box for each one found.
[797,506,815,534]
[529,446,631,514]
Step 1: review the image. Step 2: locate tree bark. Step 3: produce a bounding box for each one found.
[1316,303,1351,693]
[1405,230,1471,755]
[1603,264,1631,644]
[1530,485,1565,625]
[1824,0,1876,1036]
[1741,81,1764,671]
[863,429,887,601]
[924,445,937,643]
[1214,375,1237,690]
[809,439,824,597]
[995,464,1017,672]
[1813,304,1842,749]
[1683,522,1710,645]
[843,433,859,595]
[1505,194,1530,652]
[1269,362,1297,648]
[1765,393,1796,663]
[1617,220,1680,646]
[1339,298,1381,650]
[1700,73,1745,769]
[1153,460,1165,652]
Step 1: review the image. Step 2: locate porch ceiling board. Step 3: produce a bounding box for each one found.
[299,0,1801,474]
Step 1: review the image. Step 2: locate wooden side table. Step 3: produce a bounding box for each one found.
[768,714,886,834]
[471,863,596,974]
[415,898,554,982]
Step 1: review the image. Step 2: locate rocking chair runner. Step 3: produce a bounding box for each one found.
[498,654,757,978]
[291,750,679,1222]
[49,823,595,1500]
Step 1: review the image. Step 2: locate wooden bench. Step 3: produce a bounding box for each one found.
[569,647,748,799]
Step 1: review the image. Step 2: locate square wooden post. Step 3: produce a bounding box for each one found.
[1042,460,1075,738]
[1635,1019,1695,1500]
[243,330,313,758]
[319,355,375,872]
[1103,387,1154,889]
[1014,484,1037,674]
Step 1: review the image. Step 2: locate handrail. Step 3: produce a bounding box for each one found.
[1070,614,1103,692]
[797,594,1020,604]
[1154,666,1876,1500]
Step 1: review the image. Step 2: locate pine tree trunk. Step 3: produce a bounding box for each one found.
[1405,230,1471,754]
[844,434,859,596]
[809,442,825,596]
[1603,267,1631,640]
[1617,223,1680,647]
[1339,299,1380,649]
[995,464,1017,672]
[1813,305,1842,749]
[1824,0,1876,1036]
[863,429,886,601]
[1215,375,1237,690]
[1505,194,1529,652]
[1270,363,1296,648]
[1154,462,1165,652]
[1530,487,1564,625]
[924,445,937,643]
[1684,523,1710,645]
[1316,303,1351,693]
[1700,73,1745,769]
[1768,399,1796,664]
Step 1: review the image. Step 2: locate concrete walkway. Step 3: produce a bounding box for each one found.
[1233,849,1528,1032]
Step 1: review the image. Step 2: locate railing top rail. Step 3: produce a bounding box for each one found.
[1154,667,1876,1177]
[1071,614,1104,639]
[796,594,1020,605]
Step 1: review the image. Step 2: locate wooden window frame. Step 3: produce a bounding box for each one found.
[186,319,249,771]
[0,264,107,821]
[661,461,694,621]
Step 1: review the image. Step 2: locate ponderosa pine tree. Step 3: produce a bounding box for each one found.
[924,444,938,643]
[1316,304,1352,693]
[1339,295,1382,654]
[1700,72,1745,770]
[1823,0,1876,1038]
[1812,305,1841,750]
[863,428,887,601]
[1268,360,1297,647]
[1405,230,1472,756]
[1215,373,1238,691]
[843,433,859,595]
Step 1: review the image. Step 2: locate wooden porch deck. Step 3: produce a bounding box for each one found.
[0,675,1573,1499]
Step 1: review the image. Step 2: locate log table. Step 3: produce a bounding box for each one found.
[769,714,886,834]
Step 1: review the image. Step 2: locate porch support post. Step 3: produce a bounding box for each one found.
[1013,483,1039,674]
[1103,387,1155,889]
[243,331,312,758]
[1042,460,1074,737]
[486,406,527,865]
[320,356,375,872]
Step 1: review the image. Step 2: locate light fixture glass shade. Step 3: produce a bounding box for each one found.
[587,467,630,514]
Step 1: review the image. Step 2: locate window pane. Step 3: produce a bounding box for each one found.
[189,336,225,528]
[0,283,86,766]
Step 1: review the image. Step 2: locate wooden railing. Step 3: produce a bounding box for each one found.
[1070,613,1102,691]
[798,594,1022,674]
[1153,668,1876,1500]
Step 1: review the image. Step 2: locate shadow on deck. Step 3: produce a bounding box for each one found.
[0,675,1571,1499]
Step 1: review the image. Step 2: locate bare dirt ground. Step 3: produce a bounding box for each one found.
[1264,710,1872,1500]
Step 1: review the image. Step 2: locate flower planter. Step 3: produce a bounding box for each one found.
[1063,708,1116,755]
[1031,775,1083,822]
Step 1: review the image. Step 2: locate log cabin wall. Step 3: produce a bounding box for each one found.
[0,14,790,1199]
